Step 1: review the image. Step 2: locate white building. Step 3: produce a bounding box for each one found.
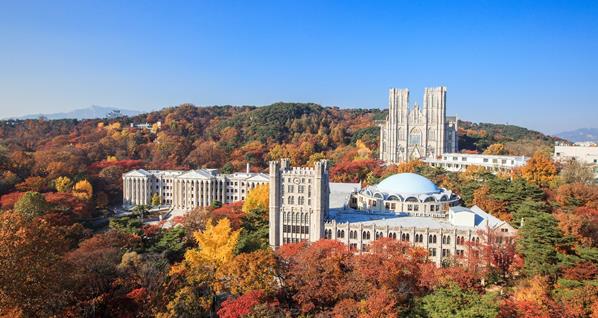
[424,153,528,173]
[554,143,598,180]
[122,165,268,209]
[379,87,458,163]
[268,161,516,265]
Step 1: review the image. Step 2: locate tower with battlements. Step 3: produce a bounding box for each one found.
[268,159,329,248]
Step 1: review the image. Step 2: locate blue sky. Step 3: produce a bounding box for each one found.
[0,1,597,133]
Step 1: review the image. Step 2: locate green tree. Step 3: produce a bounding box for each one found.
[236,208,269,253]
[413,284,499,318]
[511,198,549,228]
[14,191,48,219]
[517,213,563,277]
[133,204,149,223]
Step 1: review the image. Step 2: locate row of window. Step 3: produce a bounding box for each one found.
[287,196,311,205]
[283,225,310,234]
[283,212,310,224]
[330,229,480,246]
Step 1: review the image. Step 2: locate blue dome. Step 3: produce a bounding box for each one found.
[376,173,440,194]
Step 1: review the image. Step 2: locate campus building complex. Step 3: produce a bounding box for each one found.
[379,87,458,164]
[122,165,268,209]
[268,159,516,265]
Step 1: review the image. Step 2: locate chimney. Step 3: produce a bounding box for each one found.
[246,162,250,174]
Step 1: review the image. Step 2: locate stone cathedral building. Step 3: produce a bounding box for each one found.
[268,159,515,265]
[379,87,459,163]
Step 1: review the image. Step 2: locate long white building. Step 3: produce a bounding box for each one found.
[554,142,598,180]
[122,166,268,209]
[424,153,528,173]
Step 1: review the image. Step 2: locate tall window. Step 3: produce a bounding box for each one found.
[409,128,422,145]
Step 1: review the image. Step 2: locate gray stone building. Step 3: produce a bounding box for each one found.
[268,159,330,247]
[379,87,458,163]
[268,160,516,265]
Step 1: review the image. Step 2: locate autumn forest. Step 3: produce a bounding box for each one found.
[0,103,596,317]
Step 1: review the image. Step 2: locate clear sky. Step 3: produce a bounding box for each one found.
[0,1,597,133]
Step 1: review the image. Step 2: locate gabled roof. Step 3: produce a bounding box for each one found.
[124,169,151,177]
[246,173,269,182]
[177,170,213,179]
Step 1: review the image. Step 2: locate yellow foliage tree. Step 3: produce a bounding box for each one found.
[354,139,372,160]
[396,160,425,173]
[166,218,240,315]
[242,184,269,213]
[107,122,121,131]
[483,143,506,155]
[459,165,488,183]
[307,152,328,166]
[171,218,240,283]
[520,151,557,187]
[72,180,93,200]
[106,155,117,161]
[215,249,278,295]
[54,176,72,193]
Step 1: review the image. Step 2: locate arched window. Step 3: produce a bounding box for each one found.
[409,128,422,145]
[428,128,436,141]
[387,195,401,201]
[341,230,345,238]
[406,233,410,242]
[429,234,437,244]
[405,197,419,203]
[391,232,397,240]
[424,197,436,203]
[367,232,371,240]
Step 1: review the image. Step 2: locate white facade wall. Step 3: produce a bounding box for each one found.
[424,153,527,173]
[122,169,269,209]
[554,144,598,180]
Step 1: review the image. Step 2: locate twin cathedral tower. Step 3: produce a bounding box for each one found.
[379,86,458,163]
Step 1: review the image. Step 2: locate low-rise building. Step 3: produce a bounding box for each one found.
[122,164,268,209]
[554,142,598,180]
[424,153,527,173]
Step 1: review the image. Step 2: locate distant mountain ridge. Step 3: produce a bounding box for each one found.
[555,128,598,143]
[8,105,141,120]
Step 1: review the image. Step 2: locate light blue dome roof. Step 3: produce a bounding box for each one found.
[376,173,440,194]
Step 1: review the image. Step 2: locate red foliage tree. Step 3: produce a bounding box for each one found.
[210,201,245,230]
[217,290,278,318]
[0,191,25,210]
[278,240,353,313]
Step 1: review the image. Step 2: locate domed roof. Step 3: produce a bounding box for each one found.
[376,173,440,195]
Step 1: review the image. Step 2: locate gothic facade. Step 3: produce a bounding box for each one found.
[268,161,516,266]
[379,87,458,163]
[268,159,329,248]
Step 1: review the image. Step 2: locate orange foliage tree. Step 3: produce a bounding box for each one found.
[520,151,557,187]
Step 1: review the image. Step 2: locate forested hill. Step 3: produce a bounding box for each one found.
[458,121,561,155]
[0,102,559,199]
